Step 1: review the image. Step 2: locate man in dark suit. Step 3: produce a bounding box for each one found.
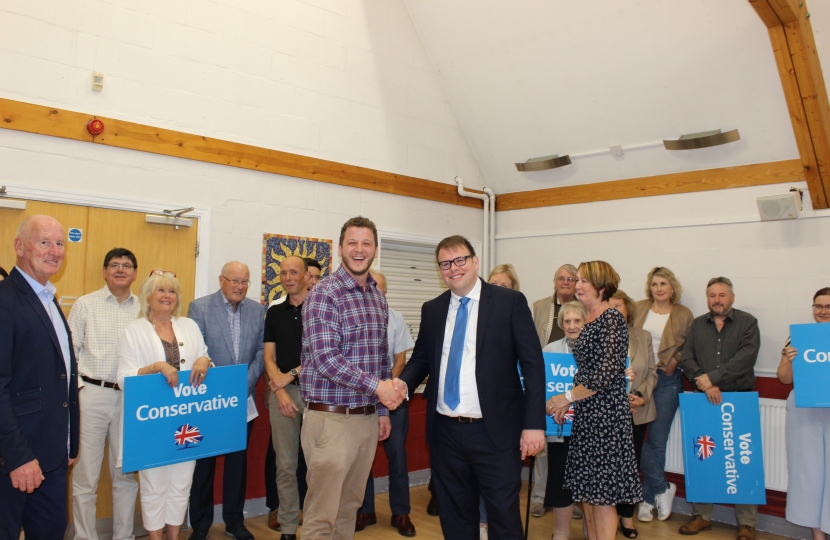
[186,261,266,540]
[396,235,546,540]
[0,214,79,539]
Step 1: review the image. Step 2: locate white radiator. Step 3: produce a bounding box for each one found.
[663,397,788,492]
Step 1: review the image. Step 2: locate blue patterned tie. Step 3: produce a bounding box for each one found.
[444,297,470,411]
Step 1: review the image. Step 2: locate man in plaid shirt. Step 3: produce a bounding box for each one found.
[299,216,405,540]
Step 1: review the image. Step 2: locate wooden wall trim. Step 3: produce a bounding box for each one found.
[749,0,830,209]
[495,160,803,211]
[0,98,484,209]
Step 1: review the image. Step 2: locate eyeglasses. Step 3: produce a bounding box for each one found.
[149,269,176,277]
[557,276,577,283]
[221,275,251,287]
[438,255,472,271]
[106,262,135,270]
[813,304,830,312]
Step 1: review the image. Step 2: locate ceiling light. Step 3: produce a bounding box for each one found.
[663,129,740,150]
[515,154,572,172]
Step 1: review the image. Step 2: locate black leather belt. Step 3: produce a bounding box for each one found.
[440,414,482,423]
[307,403,376,415]
[81,375,120,391]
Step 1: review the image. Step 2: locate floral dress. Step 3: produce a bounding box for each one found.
[564,308,643,505]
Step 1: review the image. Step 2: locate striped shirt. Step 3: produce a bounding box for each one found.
[68,285,140,385]
[300,265,390,415]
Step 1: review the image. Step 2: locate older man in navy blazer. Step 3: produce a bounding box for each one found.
[186,261,265,540]
[0,215,79,539]
[396,235,546,540]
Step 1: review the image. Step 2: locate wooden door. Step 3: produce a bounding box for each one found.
[84,207,199,312]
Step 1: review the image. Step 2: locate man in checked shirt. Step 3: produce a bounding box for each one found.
[299,216,406,540]
[68,248,140,540]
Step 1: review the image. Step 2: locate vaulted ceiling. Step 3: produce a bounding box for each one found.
[402,0,830,195]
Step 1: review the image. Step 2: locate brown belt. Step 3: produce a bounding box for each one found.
[307,402,377,415]
[81,375,120,391]
[440,414,483,423]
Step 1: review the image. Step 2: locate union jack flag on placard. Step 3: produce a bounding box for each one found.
[695,435,716,461]
[564,404,575,424]
[174,424,203,449]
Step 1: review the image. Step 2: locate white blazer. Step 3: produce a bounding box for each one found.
[116,316,209,386]
[115,316,209,467]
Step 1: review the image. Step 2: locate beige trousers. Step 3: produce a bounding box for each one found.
[301,409,379,540]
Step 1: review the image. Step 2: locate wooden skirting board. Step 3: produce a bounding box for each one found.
[0,97,807,212]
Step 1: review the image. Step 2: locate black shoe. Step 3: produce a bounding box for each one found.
[280,535,297,540]
[189,530,210,540]
[619,518,638,539]
[426,495,439,516]
[225,524,255,540]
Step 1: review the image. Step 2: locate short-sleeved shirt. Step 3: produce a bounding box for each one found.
[264,299,303,373]
[388,307,414,362]
[300,265,390,414]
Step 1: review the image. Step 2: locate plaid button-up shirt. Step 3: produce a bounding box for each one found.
[300,265,390,415]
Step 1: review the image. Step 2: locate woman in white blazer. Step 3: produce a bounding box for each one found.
[117,271,210,540]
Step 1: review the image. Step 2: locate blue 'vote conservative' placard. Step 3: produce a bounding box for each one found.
[122,364,248,472]
[679,392,766,504]
[544,352,577,437]
[790,322,830,407]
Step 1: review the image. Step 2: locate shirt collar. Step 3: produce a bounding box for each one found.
[451,277,482,303]
[335,264,377,293]
[103,285,137,303]
[222,294,243,313]
[706,308,734,322]
[16,266,55,297]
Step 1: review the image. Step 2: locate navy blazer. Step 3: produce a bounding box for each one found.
[0,268,79,475]
[187,290,266,397]
[399,279,546,450]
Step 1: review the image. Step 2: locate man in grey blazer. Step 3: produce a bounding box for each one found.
[186,262,266,540]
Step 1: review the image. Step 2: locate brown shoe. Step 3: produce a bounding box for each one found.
[355,512,377,532]
[736,525,756,540]
[268,509,281,531]
[679,515,712,535]
[391,514,416,537]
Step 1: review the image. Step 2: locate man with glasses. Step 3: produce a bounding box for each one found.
[679,277,760,540]
[397,235,545,540]
[304,258,322,290]
[528,263,578,518]
[186,262,266,540]
[68,248,140,540]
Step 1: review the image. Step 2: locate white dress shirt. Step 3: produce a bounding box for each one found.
[437,279,482,417]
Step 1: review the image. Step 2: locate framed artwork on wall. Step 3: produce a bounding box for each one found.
[261,234,332,305]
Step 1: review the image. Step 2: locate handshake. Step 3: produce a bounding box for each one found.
[375,378,408,410]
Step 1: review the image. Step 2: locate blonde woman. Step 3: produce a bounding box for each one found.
[116,271,210,540]
[634,267,693,522]
[488,264,520,291]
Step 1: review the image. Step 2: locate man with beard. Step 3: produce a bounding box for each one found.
[299,216,405,540]
[679,277,760,540]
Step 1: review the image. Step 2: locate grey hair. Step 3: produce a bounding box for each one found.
[707,276,733,293]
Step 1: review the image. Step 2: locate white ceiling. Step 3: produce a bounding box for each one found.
[401,0,826,195]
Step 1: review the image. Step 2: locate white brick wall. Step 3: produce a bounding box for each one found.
[0,0,483,187]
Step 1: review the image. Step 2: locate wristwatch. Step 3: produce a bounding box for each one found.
[565,390,573,403]
[289,368,299,381]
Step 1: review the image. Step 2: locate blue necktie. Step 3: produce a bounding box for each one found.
[444,297,470,411]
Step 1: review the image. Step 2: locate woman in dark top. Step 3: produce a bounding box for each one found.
[549,261,642,540]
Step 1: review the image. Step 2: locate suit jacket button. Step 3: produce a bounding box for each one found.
[63,402,68,407]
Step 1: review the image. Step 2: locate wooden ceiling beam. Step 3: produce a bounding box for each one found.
[0,97,484,209]
[749,0,830,208]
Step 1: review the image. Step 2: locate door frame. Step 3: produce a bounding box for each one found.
[1,182,211,298]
